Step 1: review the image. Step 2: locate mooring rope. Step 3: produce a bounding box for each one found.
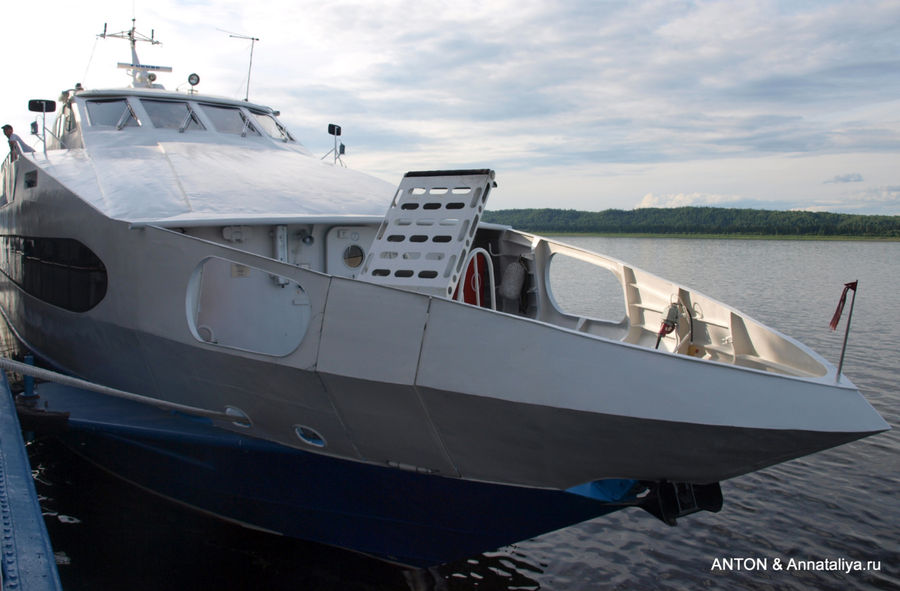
[0,356,237,423]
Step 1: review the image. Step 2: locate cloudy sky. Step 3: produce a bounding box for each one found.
[4,0,899,214]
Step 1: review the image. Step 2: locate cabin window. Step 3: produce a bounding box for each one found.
[52,111,65,140]
[49,104,79,149]
[85,99,139,128]
[0,235,107,312]
[250,111,293,141]
[64,105,78,133]
[142,99,204,131]
[201,104,260,136]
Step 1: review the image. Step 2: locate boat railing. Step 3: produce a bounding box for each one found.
[521,233,829,378]
[1,155,14,205]
[518,236,635,343]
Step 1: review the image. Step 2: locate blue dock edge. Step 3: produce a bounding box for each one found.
[0,371,63,590]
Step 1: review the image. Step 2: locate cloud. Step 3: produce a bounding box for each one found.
[636,193,745,209]
[4,0,900,215]
[790,186,900,214]
[847,185,900,207]
[824,173,864,184]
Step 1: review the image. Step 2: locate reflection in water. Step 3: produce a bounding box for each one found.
[436,551,544,590]
[28,435,547,591]
[29,438,411,591]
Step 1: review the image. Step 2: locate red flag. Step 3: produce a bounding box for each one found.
[829,281,858,331]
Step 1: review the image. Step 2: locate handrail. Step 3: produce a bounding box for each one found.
[0,356,245,424]
[1,156,13,204]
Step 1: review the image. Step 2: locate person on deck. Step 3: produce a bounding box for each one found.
[3,124,35,161]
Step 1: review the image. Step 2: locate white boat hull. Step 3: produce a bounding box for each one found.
[0,158,887,490]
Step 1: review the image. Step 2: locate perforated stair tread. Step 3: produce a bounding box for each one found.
[360,169,495,298]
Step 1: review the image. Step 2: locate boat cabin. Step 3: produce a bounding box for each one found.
[48,87,301,153]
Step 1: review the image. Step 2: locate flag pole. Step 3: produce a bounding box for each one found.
[835,282,858,382]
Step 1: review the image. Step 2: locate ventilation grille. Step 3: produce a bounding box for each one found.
[359,169,495,297]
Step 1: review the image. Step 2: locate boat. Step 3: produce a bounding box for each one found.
[0,22,888,566]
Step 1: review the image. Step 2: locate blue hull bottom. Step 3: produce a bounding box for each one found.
[27,383,631,567]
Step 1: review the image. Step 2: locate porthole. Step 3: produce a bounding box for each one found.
[294,425,326,448]
[225,406,252,428]
[342,244,364,268]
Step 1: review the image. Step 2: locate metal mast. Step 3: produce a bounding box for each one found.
[98,19,171,87]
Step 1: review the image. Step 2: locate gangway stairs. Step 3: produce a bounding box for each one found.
[360,169,495,300]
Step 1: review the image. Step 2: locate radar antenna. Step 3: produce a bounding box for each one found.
[98,19,172,88]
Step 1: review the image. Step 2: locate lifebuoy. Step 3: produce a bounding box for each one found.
[454,250,490,307]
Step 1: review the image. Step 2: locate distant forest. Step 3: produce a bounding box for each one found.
[481,207,900,238]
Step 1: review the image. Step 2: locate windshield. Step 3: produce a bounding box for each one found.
[201,104,260,136]
[142,99,204,131]
[250,111,293,142]
[85,99,139,128]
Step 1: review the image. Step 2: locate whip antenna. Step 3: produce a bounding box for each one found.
[220,29,259,101]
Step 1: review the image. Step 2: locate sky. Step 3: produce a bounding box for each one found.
[3,0,899,214]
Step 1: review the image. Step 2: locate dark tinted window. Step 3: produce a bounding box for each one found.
[142,99,204,131]
[86,99,138,128]
[202,104,260,136]
[0,236,107,312]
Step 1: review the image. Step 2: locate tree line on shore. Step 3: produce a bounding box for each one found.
[481,207,900,237]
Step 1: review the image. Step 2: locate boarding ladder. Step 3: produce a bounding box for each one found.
[360,169,495,301]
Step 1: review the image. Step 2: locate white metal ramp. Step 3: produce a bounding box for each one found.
[359,169,495,298]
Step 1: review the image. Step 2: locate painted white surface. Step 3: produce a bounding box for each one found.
[38,142,394,223]
[416,298,887,434]
[317,277,429,385]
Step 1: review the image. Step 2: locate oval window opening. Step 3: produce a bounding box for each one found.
[547,253,625,322]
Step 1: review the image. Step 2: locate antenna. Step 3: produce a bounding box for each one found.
[98,19,171,87]
[220,30,259,101]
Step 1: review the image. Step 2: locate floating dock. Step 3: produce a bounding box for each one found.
[0,371,62,590]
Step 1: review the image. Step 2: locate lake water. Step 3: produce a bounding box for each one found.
[19,237,900,590]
